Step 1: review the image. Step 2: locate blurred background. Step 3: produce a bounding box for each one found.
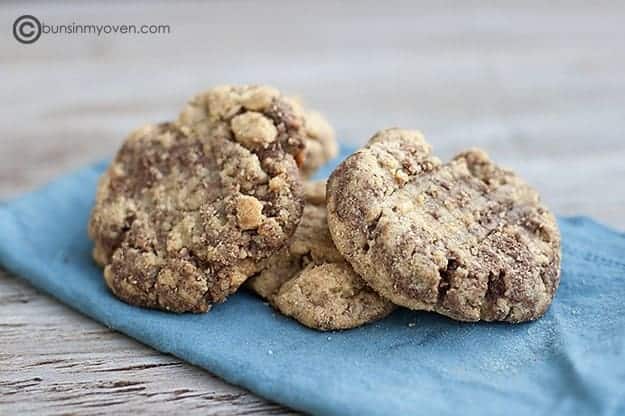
[2,1,625,228]
[2,2,625,414]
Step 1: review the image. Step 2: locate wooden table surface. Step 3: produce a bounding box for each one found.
[2,1,624,414]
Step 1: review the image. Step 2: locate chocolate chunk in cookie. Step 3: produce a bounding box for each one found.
[327,129,561,323]
[247,180,395,330]
[89,94,305,312]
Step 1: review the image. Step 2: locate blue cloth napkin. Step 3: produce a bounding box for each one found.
[1,152,624,416]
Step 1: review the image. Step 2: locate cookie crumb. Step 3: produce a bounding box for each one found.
[236,195,264,230]
[231,112,278,148]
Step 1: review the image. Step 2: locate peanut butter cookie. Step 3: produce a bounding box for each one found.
[247,180,395,330]
[89,88,306,313]
[327,129,561,323]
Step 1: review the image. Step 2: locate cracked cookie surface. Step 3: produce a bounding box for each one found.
[326,129,561,323]
[247,180,395,330]
[89,89,305,313]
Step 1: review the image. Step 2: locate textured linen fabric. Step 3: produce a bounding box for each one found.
[1,152,624,416]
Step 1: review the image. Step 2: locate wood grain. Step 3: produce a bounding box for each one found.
[0,271,294,415]
[1,0,624,414]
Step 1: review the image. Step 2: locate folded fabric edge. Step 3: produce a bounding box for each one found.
[0,160,110,206]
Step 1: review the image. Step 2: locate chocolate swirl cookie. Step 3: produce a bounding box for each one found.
[89,86,306,312]
[327,129,561,323]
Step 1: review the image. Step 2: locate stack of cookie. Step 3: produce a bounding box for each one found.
[89,84,561,331]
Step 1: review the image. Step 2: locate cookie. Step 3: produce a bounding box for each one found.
[297,107,338,177]
[326,129,561,323]
[274,262,395,331]
[247,180,395,330]
[89,91,305,313]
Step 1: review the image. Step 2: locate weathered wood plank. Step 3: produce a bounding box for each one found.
[0,270,295,415]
